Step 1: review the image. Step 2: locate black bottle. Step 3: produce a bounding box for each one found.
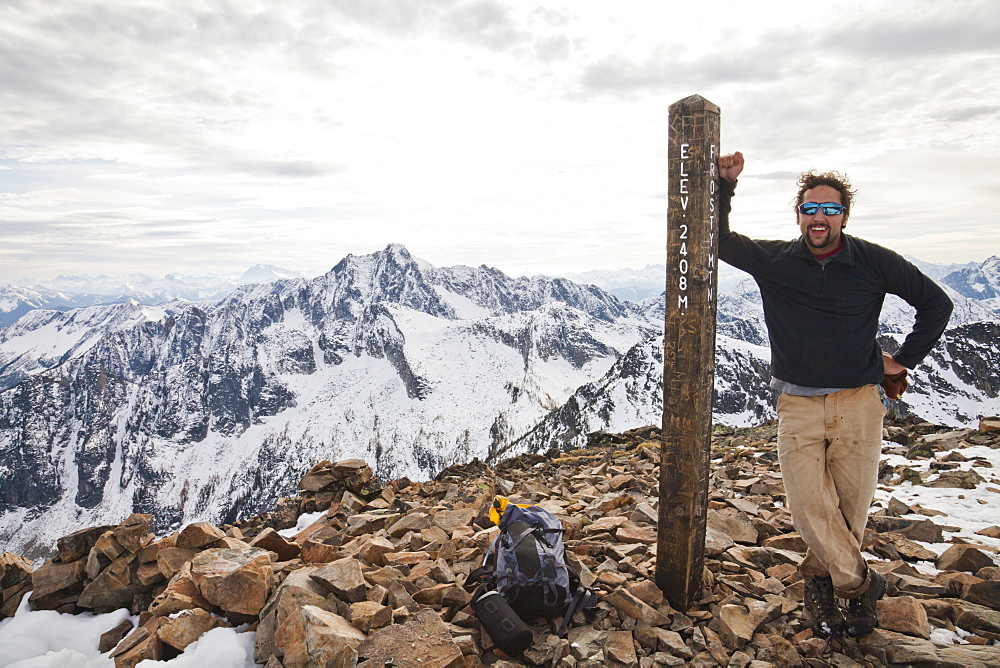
[471,590,533,656]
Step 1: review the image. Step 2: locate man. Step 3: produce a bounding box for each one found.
[715,151,952,638]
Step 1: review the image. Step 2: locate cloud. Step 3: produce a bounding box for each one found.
[443,0,529,51]
[319,0,455,36]
[816,4,1000,59]
[579,53,672,92]
[532,34,571,63]
[574,2,999,108]
[936,105,1000,123]
[578,24,817,95]
[1,0,998,281]
[225,159,345,179]
[753,171,803,182]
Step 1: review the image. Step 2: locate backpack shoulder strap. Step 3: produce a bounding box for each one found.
[506,524,538,550]
[481,529,505,567]
[556,586,599,637]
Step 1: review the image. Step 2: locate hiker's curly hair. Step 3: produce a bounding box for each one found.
[794,171,856,223]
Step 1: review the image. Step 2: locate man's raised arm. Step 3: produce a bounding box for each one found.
[715,151,763,273]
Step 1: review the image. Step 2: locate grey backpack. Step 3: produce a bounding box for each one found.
[466,497,596,636]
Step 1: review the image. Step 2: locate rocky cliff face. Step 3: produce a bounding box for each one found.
[901,321,1000,425]
[940,255,1000,304]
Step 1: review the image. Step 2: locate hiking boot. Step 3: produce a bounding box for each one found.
[803,575,845,639]
[844,569,887,638]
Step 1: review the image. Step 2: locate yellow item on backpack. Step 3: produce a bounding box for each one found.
[488,496,533,526]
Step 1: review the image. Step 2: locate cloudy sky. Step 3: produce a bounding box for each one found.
[2,0,998,282]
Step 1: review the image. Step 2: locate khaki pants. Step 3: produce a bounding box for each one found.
[776,385,886,597]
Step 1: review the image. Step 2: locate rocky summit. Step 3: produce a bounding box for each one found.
[2,417,999,667]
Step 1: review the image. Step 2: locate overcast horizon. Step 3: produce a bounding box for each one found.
[3,1,999,282]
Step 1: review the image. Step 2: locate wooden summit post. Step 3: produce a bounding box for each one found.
[656,94,721,610]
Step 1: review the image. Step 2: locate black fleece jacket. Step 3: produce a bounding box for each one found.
[718,178,953,388]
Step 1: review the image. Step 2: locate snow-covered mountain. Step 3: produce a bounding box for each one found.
[0,285,114,328]
[0,300,184,391]
[0,245,656,557]
[1,244,997,559]
[236,264,311,285]
[903,255,980,281]
[0,265,314,327]
[939,256,1000,317]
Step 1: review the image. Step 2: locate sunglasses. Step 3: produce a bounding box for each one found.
[798,202,846,216]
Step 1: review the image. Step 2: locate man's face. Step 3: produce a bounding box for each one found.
[798,185,846,255]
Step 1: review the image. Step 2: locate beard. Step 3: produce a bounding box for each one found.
[804,225,840,251]
[806,232,830,248]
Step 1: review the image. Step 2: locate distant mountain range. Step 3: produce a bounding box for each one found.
[7,255,990,323]
[561,263,751,302]
[0,265,314,327]
[939,256,1000,307]
[1,246,997,559]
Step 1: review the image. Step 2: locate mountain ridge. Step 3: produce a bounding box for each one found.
[1,244,998,561]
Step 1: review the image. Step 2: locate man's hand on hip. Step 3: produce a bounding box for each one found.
[882,352,906,376]
[881,352,909,400]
